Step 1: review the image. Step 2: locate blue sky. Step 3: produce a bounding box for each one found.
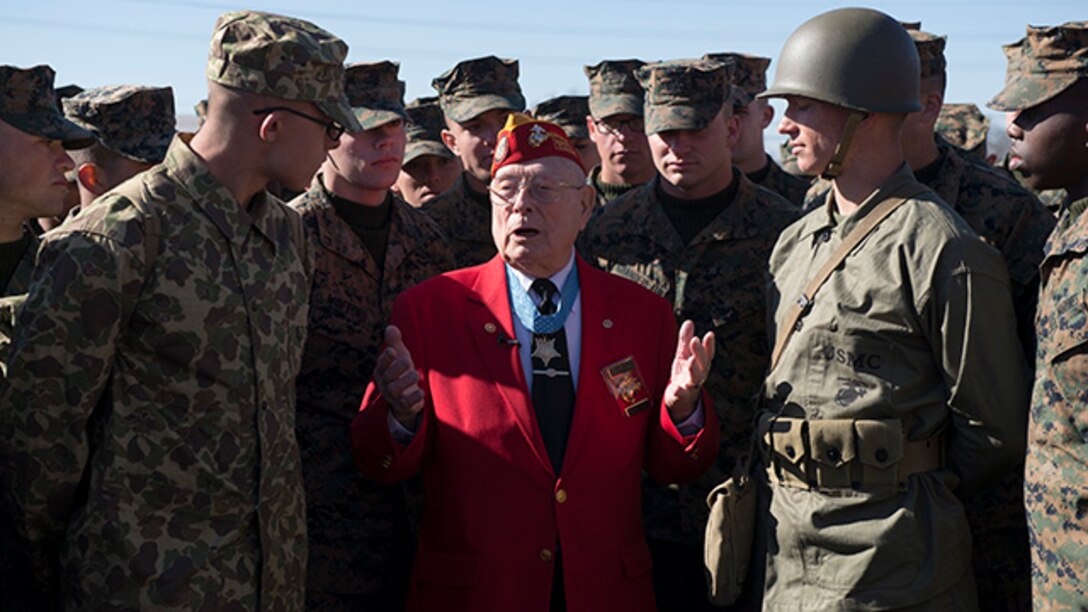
[3,0,1083,151]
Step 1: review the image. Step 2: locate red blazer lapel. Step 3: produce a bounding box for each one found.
[465,257,556,478]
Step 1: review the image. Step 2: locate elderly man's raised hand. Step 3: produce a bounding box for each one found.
[374,325,425,428]
[663,320,715,422]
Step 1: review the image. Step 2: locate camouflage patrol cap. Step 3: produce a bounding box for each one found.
[936,102,989,155]
[403,96,454,165]
[54,84,83,106]
[988,21,1088,111]
[344,61,407,131]
[907,29,948,81]
[0,65,94,149]
[432,56,525,124]
[205,10,360,132]
[703,52,767,104]
[636,59,733,135]
[532,95,591,140]
[584,59,645,119]
[63,85,177,164]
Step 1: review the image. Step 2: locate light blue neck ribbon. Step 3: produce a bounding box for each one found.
[506,265,580,334]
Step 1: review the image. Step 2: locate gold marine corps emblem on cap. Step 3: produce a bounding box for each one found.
[528,124,548,147]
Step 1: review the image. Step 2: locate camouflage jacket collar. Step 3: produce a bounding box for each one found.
[636,170,772,249]
[163,133,281,253]
[1044,195,1088,259]
[925,136,966,209]
[306,174,412,278]
[453,174,494,244]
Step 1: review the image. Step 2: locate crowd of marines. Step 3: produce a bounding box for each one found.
[0,6,1085,612]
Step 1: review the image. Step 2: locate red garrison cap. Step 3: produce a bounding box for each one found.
[491,112,584,177]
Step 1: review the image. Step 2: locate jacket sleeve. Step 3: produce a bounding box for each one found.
[351,292,433,483]
[926,257,1030,497]
[0,219,146,588]
[644,297,720,485]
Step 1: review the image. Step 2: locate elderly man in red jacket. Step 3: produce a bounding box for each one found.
[351,113,719,611]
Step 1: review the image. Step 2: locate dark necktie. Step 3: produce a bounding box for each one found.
[530,279,575,473]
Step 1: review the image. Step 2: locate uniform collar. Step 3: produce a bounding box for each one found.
[163,133,281,253]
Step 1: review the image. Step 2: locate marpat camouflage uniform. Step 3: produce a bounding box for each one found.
[0,10,359,609]
[988,20,1088,611]
[580,59,800,611]
[421,175,493,267]
[290,176,453,608]
[292,60,455,610]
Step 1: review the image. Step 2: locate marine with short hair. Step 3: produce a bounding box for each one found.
[0,64,92,610]
[63,84,176,209]
[394,96,461,208]
[579,58,799,611]
[752,9,1028,609]
[0,11,358,608]
[989,20,1088,611]
[423,55,525,267]
[584,59,655,207]
[290,60,454,610]
[704,52,810,206]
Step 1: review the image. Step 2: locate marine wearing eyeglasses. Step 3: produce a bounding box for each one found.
[0,10,359,609]
[583,59,655,207]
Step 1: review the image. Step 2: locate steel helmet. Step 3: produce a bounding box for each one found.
[761,8,921,113]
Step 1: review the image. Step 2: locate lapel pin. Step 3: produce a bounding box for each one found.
[602,319,613,329]
[484,322,497,334]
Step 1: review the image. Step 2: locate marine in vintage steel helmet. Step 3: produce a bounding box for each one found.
[761,7,921,113]
[761,8,921,178]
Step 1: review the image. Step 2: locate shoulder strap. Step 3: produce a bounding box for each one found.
[769,186,927,372]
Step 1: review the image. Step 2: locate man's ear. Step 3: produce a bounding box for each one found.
[76,163,108,197]
[440,128,459,156]
[725,113,742,149]
[586,116,600,144]
[761,103,775,130]
[577,184,596,230]
[257,112,281,143]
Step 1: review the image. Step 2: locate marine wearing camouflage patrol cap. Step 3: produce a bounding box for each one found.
[907,29,948,80]
[532,95,591,140]
[431,56,525,124]
[0,65,94,149]
[404,96,454,165]
[703,52,767,105]
[988,21,1088,111]
[636,59,733,135]
[205,10,360,132]
[345,61,407,130]
[584,59,645,119]
[63,85,177,164]
[937,103,989,156]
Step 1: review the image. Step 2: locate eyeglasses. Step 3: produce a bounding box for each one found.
[252,107,346,141]
[489,179,582,207]
[593,116,645,136]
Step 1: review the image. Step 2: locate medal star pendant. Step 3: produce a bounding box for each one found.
[532,335,562,368]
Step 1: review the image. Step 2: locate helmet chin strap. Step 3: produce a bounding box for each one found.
[821,111,868,179]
